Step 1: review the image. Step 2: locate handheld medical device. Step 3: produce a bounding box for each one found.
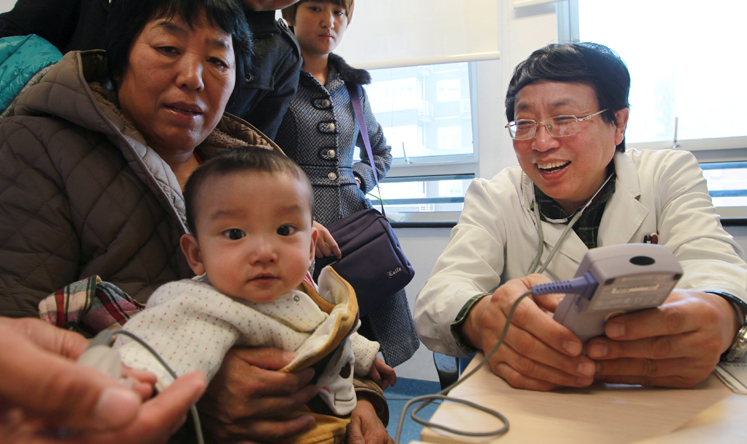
[536,243,683,343]
[398,244,683,443]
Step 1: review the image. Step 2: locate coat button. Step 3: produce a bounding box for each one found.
[318,121,337,134]
[312,98,333,110]
[328,172,338,181]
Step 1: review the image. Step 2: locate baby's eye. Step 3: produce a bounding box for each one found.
[277,225,297,236]
[223,229,246,240]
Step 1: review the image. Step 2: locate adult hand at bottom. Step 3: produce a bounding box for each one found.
[346,398,394,444]
[0,317,206,444]
[198,346,318,443]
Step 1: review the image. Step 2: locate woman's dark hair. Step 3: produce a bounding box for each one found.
[184,146,313,236]
[106,0,252,106]
[505,42,631,151]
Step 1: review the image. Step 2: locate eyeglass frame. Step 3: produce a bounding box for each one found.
[505,109,609,140]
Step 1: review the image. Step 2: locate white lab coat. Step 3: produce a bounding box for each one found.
[414,149,747,357]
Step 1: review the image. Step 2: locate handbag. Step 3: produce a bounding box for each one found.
[312,83,414,317]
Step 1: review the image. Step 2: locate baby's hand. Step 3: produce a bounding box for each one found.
[367,357,396,390]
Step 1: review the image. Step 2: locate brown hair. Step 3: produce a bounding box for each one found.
[282,0,355,25]
[184,146,312,236]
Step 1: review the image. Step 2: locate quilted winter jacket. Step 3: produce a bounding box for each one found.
[0,50,281,318]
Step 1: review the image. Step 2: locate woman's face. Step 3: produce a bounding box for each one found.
[117,14,236,156]
[290,1,348,58]
[511,81,628,214]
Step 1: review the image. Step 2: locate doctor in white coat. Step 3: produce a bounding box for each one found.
[414,42,747,391]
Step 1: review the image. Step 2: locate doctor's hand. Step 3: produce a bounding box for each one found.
[314,221,341,259]
[587,289,738,388]
[198,346,318,443]
[461,274,597,391]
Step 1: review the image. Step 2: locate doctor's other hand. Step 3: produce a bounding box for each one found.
[587,289,738,388]
[0,317,206,444]
[313,221,341,259]
[198,346,318,443]
[461,274,596,391]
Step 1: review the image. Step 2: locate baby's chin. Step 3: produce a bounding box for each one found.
[242,282,299,303]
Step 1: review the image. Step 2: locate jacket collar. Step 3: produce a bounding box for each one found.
[598,150,648,245]
[245,10,280,37]
[328,53,370,85]
[520,150,648,265]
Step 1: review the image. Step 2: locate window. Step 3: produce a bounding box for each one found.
[437,79,461,102]
[359,62,479,223]
[572,0,747,150]
[437,126,462,152]
[366,78,420,113]
[365,62,476,164]
[366,175,474,224]
[701,162,747,218]
[570,0,747,218]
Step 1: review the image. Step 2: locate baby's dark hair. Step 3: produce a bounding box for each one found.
[183,146,312,235]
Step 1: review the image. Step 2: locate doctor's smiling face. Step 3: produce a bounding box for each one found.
[512,80,628,214]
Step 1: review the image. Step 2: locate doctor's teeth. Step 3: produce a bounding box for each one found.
[538,161,570,170]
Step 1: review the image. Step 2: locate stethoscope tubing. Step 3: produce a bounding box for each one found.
[528,173,615,275]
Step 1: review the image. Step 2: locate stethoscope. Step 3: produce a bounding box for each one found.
[527,172,615,275]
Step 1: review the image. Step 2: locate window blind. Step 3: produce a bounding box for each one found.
[333,0,500,70]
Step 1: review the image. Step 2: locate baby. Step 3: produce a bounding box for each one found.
[113,147,394,433]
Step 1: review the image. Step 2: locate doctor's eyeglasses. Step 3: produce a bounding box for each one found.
[505,109,608,140]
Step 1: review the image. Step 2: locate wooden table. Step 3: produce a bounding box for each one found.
[419,354,747,444]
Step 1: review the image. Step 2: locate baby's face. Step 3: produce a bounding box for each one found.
[186,171,316,302]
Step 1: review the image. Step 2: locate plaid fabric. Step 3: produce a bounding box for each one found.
[534,174,616,250]
[38,276,143,337]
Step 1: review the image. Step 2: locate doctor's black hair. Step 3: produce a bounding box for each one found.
[106,0,252,107]
[505,42,630,152]
[183,146,313,237]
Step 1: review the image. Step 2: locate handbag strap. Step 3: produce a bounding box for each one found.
[346,82,385,216]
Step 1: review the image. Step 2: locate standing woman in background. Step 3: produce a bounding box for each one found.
[277,0,419,367]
